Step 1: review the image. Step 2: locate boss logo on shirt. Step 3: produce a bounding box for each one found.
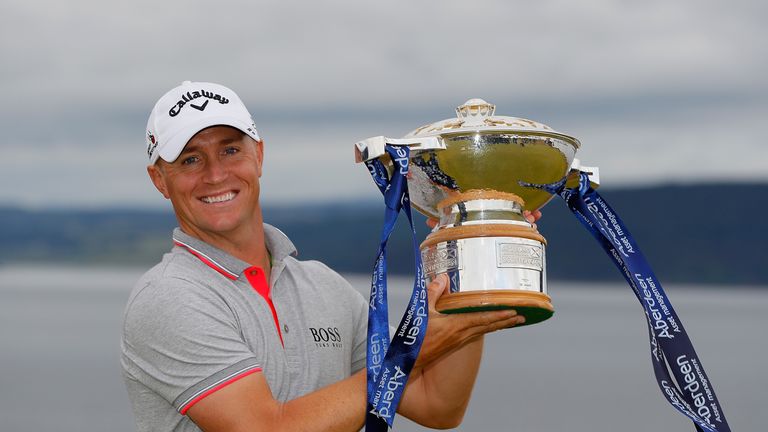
[308,327,342,348]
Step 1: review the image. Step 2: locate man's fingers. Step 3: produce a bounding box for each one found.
[426,274,448,310]
[490,313,526,331]
[417,305,525,367]
[523,209,543,229]
[452,309,525,337]
[523,209,542,223]
[523,210,539,231]
[445,308,514,329]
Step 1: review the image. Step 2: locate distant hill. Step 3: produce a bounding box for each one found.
[1,182,766,285]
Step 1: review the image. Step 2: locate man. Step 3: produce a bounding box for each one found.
[121,81,530,432]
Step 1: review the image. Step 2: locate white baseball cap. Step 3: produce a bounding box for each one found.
[145,81,261,165]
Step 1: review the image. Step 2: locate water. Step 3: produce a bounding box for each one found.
[0,266,764,431]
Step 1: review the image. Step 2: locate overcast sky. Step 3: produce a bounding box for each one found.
[1,0,766,209]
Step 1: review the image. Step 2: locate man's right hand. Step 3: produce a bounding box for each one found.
[414,274,524,369]
[395,274,525,428]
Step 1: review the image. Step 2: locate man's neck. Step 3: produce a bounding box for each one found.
[180,221,272,281]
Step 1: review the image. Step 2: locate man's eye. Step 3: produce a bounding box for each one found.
[181,156,199,165]
[224,147,239,155]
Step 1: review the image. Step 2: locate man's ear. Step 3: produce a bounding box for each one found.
[254,139,264,177]
[147,164,171,199]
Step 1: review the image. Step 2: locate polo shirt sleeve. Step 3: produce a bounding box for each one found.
[121,277,261,415]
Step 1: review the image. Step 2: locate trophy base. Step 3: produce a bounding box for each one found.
[436,290,554,326]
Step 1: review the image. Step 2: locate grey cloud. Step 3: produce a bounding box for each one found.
[1,0,766,207]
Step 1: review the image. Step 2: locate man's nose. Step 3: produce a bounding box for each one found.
[202,158,228,183]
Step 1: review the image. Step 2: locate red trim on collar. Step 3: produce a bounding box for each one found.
[173,240,238,280]
[245,266,284,347]
[173,239,283,346]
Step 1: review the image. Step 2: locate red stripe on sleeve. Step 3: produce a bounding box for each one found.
[179,367,262,415]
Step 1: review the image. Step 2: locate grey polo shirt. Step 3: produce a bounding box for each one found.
[121,224,369,432]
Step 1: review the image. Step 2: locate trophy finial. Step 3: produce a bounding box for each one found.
[456,98,496,123]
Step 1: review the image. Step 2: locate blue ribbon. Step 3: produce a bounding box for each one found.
[364,145,429,431]
[524,173,731,432]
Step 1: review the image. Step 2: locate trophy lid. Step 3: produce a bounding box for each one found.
[405,98,580,149]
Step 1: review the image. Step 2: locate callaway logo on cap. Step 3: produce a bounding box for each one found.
[145,81,261,165]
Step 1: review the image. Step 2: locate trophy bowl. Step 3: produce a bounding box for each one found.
[356,99,585,326]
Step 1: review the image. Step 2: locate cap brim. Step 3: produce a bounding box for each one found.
[156,116,260,164]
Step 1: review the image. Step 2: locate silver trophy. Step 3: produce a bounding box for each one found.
[355,99,598,326]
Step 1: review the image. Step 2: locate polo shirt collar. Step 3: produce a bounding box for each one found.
[263,224,298,263]
[172,224,297,280]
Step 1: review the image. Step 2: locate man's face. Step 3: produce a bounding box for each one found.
[147,126,264,242]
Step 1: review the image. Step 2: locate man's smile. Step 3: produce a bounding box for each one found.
[200,191,238,204]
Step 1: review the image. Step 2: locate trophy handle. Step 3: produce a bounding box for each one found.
[354,136,445,163]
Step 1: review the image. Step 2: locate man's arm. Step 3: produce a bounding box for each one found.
[187,370,367,432]
[396,275,523,429]
[187,274,522,432]
[189,211,541,431]
[396,209,541,428]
